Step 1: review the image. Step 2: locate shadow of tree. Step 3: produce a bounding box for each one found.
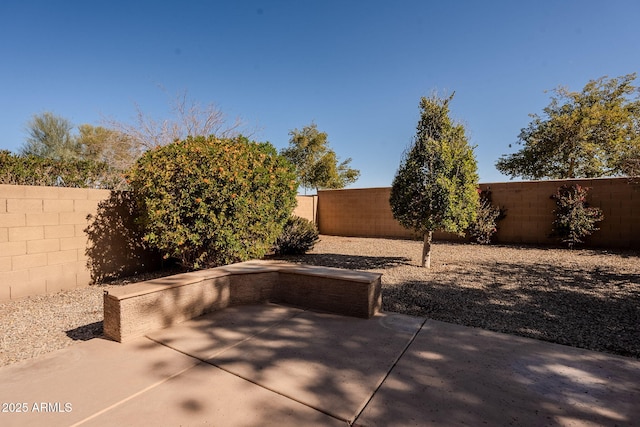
[123,303,640,426]
[353,318,640,426]
[139,305,423,425]
[85,191,164,283]
[268,253,412,270]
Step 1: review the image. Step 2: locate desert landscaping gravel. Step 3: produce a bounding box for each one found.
[1,235,639,366]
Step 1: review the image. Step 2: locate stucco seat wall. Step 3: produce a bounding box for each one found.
[103,261,382,342]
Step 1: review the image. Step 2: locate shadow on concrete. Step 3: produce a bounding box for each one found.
[127,303,640,426]
[142,305,423,424]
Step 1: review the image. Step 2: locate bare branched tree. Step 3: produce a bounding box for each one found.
[102,91,247,159]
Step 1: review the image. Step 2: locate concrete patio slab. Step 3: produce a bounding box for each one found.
[0,337,199,427]
[145,304,306,360]
[80,360,345,427]
[205,308,425,423]
[354,319,640,427]
[1,305,639,427]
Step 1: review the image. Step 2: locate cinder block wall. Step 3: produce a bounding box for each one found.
[0,185,111,301]
[317,178,640,248]
[318,187,413,238]
[0,185,320,301]
[292,195,318,223]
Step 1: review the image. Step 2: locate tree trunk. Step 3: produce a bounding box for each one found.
[421,231,432,268]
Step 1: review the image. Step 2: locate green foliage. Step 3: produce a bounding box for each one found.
[390,93,479,267]
[0,150,126,189]
[19,111,140,172]
[281,123,360,192]
[468,190,505,244]
[127,135,298,269]
[21,112,82,161]
[272,216,320,255]
[551,184,604,248]
[496,74,640,179]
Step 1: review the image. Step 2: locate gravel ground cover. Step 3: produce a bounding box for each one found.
[1,235,639,367]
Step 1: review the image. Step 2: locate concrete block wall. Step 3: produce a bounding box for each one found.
[317,178,640,248]
[0,184,111,301]
[292,195,318,223]
[318,187,414,238]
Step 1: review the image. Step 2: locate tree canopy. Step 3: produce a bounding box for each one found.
[21,112,82,161]
[496,74,640,179]
[77,124,137,170]
[280,123,360,192]
[390,93,479,268]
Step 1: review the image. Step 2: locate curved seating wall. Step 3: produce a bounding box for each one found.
[103,260,382,342]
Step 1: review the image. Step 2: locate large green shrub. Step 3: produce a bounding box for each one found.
[551,184,604,248]
[272,216,319,255]
[127,135,298,269]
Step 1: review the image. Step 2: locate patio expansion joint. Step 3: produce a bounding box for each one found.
[148,307,349,424]
[350,316,430,426]
[70,307,318,427]
[144,306,355,424]
[68,357,202,427]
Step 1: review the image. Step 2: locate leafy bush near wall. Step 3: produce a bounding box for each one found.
[127,135,298,269]
[468,190,505,244]
[272,216,320,255]
[0,150,126,189]
[551,184,604,248]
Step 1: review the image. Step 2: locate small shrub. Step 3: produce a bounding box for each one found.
[127,135,298,269]
[273,216,319,255]
[551,184,604,248]
[468,190,505,244]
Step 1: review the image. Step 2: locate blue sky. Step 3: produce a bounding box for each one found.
[1,1,639,188]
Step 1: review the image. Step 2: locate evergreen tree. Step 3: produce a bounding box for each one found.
[390,94,479,268]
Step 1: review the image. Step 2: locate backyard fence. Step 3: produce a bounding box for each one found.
[1,177,638,301]
[317,177,639,248]
[0,185,109,301]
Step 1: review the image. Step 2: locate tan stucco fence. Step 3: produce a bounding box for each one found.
[317,178,639,247]
[1,178,638,301]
